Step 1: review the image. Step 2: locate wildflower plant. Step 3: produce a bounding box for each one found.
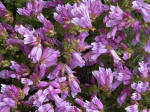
[1,0,150,112]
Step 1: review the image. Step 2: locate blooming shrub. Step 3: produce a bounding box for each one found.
[1,0,150,111]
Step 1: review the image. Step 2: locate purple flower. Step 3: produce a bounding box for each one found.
[48,64,63,80]
[105,5,124,27]
[37,13,54,33]
[7,38,24,45]
[55,104,81,112]
[1,84,20,99]
[109,48,121,64]
[54,2,93,29]
[83,0,109,18]
[65,65,81,97]
[44,0,62,8]
[40,47,60,69]
[92,66,114,90]
[83,51,97,66]
[36,103,54,112]
[10,61,28,75]
[21,78,33,86]
[0,70,16,79]
[125,104,138,112]
[110,80,121,91]
[10,61,19,71]
[0,84,27,107]
[107,26,117,39]
[50,93,63,104]
[71,52,85,68]
[32,0,44,15]
[131,81,149,93]
[131,92,141,101]
[132,0,150,23]
[91,96,104,111]
[75,98,85,108]
[91,39,121,64]
[117,88,130,106]
[144,39,150,53]
[0,2,7,16]
[28,44,42,63]
[17,0,44,17]
[103,5,131,39]
[71,3,92,28]
[123,51,131,60]
[65,65,75,75]
[42,85,63,104]
[91,42,107,60]
[0,96,16,112]
[17,1,32,17]
[32,89,48,107]
[111,64,132,90]
[15,25,38,45]
[54,4,74,28]
[117,93,127,106]
[77,32,92,51]
[23,86,30,95]
[138,61,149,78]
[37,13,52,28]
[68,75,81,98]
[131,31,141,46]
[50,81,61,89]
[36,81,49,88]
[75,96,104,111]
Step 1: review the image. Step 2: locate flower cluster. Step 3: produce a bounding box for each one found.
[1,0,150,112]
